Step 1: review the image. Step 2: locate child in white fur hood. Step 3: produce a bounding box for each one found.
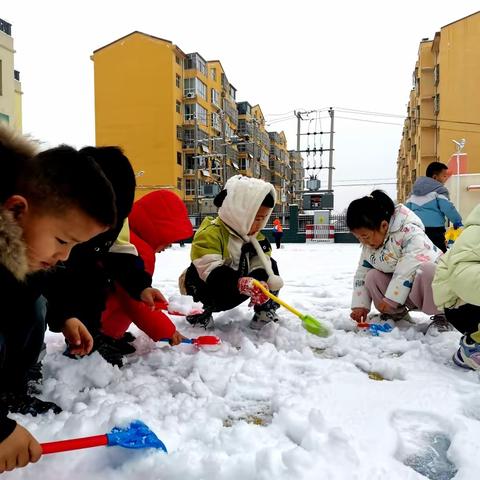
[180,175,283,329]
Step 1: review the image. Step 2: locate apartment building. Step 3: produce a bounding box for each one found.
[397,11,480,202]
[92,31,300,218]
[0,18,22,131]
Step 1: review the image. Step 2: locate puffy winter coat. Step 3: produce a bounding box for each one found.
[188,175,283,293]
[405,176,462,228]
[352,204,442,309]
[433,204,480,309]
[129,190,194,275]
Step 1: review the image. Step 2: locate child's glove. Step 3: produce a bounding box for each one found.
[453,222,463,230]
[238,277,270,305]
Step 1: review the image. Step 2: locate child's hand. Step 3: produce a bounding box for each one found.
[378,297,399,314]
[0,425,42,473]
[350,308,370,322]
[238,277,270,305]
[141,288,167,309]
[169,331,187,346]
[62,318,94,355]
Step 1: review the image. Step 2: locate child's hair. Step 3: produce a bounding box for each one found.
[14,145,117,227]
[346,190,395,231]
[79,146,136,224]
[426,161,448,178]
[262,193,275,208]
[0,124,39,203]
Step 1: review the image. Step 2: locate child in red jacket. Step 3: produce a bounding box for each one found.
[101,190,193,347]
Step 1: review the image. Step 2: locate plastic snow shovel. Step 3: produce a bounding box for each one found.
[155,300,203,317]
[40,420,167,455]
[251,280,330,337]
[159,335,221,347]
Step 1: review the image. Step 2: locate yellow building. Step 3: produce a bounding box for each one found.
[93,31,298,217]
[397,11,480,202]
[0,18,22,131]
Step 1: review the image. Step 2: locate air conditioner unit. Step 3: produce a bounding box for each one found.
[185,92,196,99]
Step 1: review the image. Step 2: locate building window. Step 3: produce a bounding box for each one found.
[177,177,182,190]
[185,154,195,170]
[184,103,195,121]
[176,101,181,113]
[177,152,182,165]
[185,179,195,195]
[210,68,216,81]
[175,56,180,65]
[434,94,440,114]
[211,88,220,108]
[239,158,250,170]
[176,74,181,88]
[184,54,207,77]
[184,78,206,99]
[176,125,183,140]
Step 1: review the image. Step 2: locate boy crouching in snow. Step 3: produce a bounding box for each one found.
[181,175,284,329]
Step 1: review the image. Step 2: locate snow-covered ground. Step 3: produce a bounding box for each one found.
[6,244,480,480]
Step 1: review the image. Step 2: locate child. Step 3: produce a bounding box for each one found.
[181,175,283,329]
[100,189,193,346]
[347,190,449,331]
[406,161,462,252]
[45,147,166,367]
[272,218,283,249]
[432,203,480,370]
[0,127,116,473]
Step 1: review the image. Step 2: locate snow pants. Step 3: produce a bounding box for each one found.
[0,296,46,393]
[364,262,441,316]
[101,283,176,341]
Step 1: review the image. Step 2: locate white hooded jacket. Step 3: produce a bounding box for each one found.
[352,204,442,309]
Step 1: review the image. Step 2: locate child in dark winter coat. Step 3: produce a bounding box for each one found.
[100,190,193,346]
[182,175,283,329]
[45,147,166,367]
[0,126,116,473]
[347,190,449,333]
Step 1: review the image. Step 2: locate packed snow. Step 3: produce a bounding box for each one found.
[5,243,480,480]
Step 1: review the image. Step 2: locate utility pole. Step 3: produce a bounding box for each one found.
[327,107,335,192]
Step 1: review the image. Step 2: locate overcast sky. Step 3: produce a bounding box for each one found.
[2,0,479,210]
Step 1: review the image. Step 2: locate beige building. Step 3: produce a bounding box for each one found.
[397,11,480,202]
[0,18,22,131]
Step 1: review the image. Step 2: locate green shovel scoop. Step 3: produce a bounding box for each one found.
[252,280,330,337]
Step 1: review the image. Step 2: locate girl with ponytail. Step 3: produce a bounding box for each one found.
[347,190,448,332]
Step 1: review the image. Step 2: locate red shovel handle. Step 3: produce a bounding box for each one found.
[41,434,108,454]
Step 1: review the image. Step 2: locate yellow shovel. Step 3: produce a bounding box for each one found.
[252,280,330,337]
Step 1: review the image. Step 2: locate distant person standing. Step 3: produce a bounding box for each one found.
[406,161,462,252]
[272,218,283,249]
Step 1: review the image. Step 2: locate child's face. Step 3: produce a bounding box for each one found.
[17,204,108,272]
[351,220,389,249]
[433,169,449,184]
[248,206,271,236]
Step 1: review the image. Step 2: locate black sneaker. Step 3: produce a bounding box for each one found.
[121,332,136,343]
[186,310,214,329]
[0,391,62,416]
[425,314,455,334]
[25,362,43,395]
[92,334,129,367]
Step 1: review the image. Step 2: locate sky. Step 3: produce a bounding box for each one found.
[2,0,480,210]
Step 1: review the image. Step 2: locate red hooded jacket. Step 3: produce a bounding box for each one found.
[129,190,193,275]
[101,190,193,341]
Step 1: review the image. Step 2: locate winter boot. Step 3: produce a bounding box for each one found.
[425,314,455,335]
[452,335,480,370]
[0,391,62,416]
[250,298,280,330]
[25,362,43,395]
[186,309,214,329]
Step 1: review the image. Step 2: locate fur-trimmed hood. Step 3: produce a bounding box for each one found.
[0,208,29,281]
